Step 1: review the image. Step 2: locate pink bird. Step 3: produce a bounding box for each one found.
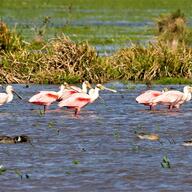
[29,84,65,112]
[136,90,163,110]
[150,86,192,110]
[68,81,92,93]
[60,81,92,100]
[58,84,117,115]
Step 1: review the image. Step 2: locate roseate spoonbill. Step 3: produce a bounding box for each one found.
[136,90,163,110]
[0,85,22,106]
[29,84,66,112]
[150,86,192,110]
[69,81,92,93]
[60,81,92,100]
[58,84,117,115]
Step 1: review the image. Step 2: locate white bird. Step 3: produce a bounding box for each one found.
[0,85,22,106]
[68,81,92,93]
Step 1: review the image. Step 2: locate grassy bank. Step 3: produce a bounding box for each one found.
[1,35,192,84]
[1,10,192,85]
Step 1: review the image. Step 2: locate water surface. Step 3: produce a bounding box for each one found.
[0,83,192,191]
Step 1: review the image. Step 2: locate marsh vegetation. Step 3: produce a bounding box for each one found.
[1,2,192,84]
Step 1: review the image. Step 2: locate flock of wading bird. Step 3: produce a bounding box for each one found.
[0,82,192,146]
[0,81,116,115]
[136,85,192,146]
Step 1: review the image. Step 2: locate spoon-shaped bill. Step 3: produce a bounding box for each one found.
[13,91,22,99]
[96,84,117,92]
[103,86,117,93]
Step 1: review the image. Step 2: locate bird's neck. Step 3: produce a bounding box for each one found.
[89,88,99,102]
[183,89,191,101]
[57,87,64,98]
[185,92,192,101]
[7,91,13,103]
[82,84,87,93]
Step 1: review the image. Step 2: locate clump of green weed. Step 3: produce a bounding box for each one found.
[156,9,192,50]
[161,155,171,168]
[0,21,24,52]
[109,42,192,81]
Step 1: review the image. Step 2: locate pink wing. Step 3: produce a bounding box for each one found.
[60,90,78,101]
[151,90,183,105]
[58,93,91,108]
[29,91,59,106]
[69,85,82,92]
[136,90,162,104]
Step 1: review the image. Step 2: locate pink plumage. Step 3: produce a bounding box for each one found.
[28,85,65,111]
[29,91,59,106]
[150,86,192,110]
[58,92,91,115]
[136,90,162,109]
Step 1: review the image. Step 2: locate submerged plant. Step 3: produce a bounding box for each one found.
[72,160,80,165]
[113,129,120,141]
[161,155,171,168]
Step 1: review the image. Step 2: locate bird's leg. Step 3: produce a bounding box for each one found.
[43,105,48,113]
[168,105,173,111]
[150,105,155,111]
[74,108,80,116]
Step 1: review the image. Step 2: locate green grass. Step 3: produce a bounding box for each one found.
[154,77,192,85]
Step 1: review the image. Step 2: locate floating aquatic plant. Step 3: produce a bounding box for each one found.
[161,155,171,168]
[65,171,72,175]
[39,109,45,116]
[113,129,120,141]
[48,120,60,134]
[72,160,80,165]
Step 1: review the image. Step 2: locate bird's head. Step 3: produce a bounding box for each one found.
[84,81,92,89]
[6,85,22,99]
[162,87,169,92]
[6,85,14,93]
[184,85,192,93]
[14,135,30,143]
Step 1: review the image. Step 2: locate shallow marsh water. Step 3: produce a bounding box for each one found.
[0,83,192,191]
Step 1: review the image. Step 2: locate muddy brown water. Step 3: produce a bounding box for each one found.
[0,83,192,191]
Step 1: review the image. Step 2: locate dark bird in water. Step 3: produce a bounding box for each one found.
[135,132,160,141]
[182,140,192,146]
[0,135,31,144]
